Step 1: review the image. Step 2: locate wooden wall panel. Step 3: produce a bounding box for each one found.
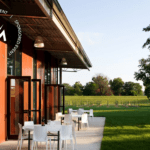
[22,35,33,120]
[37,51,45,118]
[0,41,7,143]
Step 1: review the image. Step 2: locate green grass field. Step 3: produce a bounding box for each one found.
[65,96,150,150]
[65,96,150,106]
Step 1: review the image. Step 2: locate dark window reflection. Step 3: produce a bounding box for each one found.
[45,52,51,84]
[7,45,22,76]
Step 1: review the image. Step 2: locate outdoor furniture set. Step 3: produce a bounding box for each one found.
[17,108,93,150]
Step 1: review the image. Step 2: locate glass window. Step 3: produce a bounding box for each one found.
[7,45,21,76]
[45,52,51,84]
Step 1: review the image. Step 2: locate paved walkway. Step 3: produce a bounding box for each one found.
[0,117,105,150]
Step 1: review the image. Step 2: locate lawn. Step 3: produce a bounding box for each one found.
[65,96,150,106]
[65,98,150,150]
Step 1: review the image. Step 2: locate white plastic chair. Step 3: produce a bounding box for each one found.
[17,123,29,150]
[31,126,51,150]
[55,112,62,121]
[24,121,34,126]
[64,114,72,125]
[71,112,78,126]
[80,113,89,128]
[48,121,61,150]
[68,108,73,114]
[72,121,77,149]
[89,109,94,117]
[77,109,84,115]
[24,121,34,135]
[53,120,61,125]
[60,125,74,150]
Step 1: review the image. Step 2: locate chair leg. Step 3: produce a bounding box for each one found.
[65,140,67,150]
[46,141,48,150]
[71,139,74,150]
[49,139,51,150]
[16,139,20,150]
[36,142,38,150]
[74,136,77,150]
[53,137,56,150]
[19,139,22,150]
[31,140,34,150]
[59,140,62,150]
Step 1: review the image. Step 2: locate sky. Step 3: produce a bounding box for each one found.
[59,0,150,90]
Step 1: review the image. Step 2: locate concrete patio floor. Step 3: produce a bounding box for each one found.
[0,117,105,150]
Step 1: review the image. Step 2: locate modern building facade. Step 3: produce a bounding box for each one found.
[0,0,92,143]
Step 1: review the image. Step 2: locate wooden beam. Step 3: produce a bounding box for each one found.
[35,49,72,52]
[0,0,10,9]
[0,14,48,19]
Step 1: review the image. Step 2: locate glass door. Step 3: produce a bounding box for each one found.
[7,76,31,139]
[31,79,41,124]
[45,84,65,123]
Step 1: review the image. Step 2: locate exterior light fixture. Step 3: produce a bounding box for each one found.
[34,36,44,48]
[60,58,67,65]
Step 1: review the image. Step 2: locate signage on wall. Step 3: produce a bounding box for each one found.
[0,9,22,56]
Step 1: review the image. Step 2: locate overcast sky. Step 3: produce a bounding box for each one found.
[59,0,150,90]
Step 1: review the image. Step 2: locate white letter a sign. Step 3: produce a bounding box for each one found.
[0,25,6,42]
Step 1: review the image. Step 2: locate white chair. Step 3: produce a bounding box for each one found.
[72,121,77,149]
[53,120,61,125]
[17,123,29,150]
[55,112,62,121]
[68,108,73,114]
[64,114,72,125]
[80,113,89,128]
[71,112,78,126]
[89,109,94,117]
[24,121,34,135]
[31,126,51,150]
[24,121,34,126]
[48,121,61,150]
[77,109,84,115]
[60,125,74,150]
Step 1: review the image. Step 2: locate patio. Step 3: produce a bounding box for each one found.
[0,117,105,150]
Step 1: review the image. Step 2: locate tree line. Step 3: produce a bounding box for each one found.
[63,74,143,96]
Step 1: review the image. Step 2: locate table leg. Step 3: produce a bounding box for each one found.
[28,131,30,150]
[57,131,59,150]
[78,117,79,131]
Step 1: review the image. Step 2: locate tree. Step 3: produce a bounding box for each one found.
[145,86,150,100]
[142,25,150,49]
[73,81,83,95]
[109,78,124,95]
[83,82,98,95]
[122,82,142,96]
[92,74,112,96]
[134,57,150,86]
[63,83,74,95]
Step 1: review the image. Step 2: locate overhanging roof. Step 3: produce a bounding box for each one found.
[0,0,92,69]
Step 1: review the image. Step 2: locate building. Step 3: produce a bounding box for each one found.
[0,0,92,143]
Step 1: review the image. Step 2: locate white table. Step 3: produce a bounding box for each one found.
[23,124,61,150]
[71,109,90,113]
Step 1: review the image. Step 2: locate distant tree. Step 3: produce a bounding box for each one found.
[83,82,98,95]
[109,78,124,95]
[73,81,83,96]
[122,82,142,96]
[92,74,112,96]
[134,83,143,95]
[63,83,74,95]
